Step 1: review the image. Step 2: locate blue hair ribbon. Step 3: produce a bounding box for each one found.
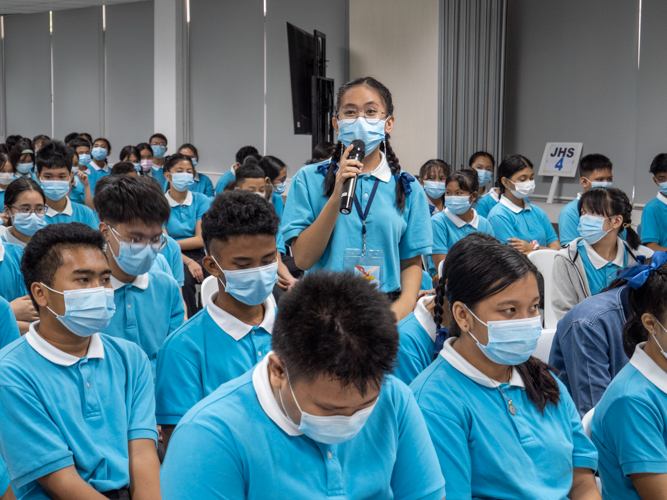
[434,327,449,355]
[617,251,667,289]
[314,158,338,176]
[395,171,415,196]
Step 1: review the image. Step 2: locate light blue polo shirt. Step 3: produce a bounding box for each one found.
[192,172,215,198]
[102,268,185,378]
[559,197,580,246]
[69,175,87,205]
[0,240,27,303]
[474,187,500,218]
[432,207,495,255]
[411,338,598,499]
[0,325,157,499]
[215,169,235,195]
[641,193,667,248]
[150,166,168,192]
[578,238,627,295]
[156,293,275,425]
[281,155,433,293]
[84,163,110,195]
[165,190,212,241]
[0,189,5,210]
[0,297,19,497]
[271,192,284,219]
[160,354,446,500]
[395,296,437,385]
[159,234,185,286]
[44,197,100,230]
[487,195,558,247]
[593,343,667,500]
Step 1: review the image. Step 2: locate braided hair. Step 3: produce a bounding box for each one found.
[324,77,408,212]
[578,187,640,250]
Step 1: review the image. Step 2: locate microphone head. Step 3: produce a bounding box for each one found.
[350,140,366,162]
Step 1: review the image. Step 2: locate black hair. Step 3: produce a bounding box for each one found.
[4,178,45,220]
[163,153,193,173]
[136,142,152,156]
[70,137,91,152]
[468,151,496,168]
[5,135,23,148]
[578,187,640,249]
[64,132,80,145]
[419,159,450,180]
[446,169,479,193]
[272,271,399,396]
[235,145,259,165]
[435,233,560,412]
[0,152,14,174]
[150,133,168,145]
[178,143,199,159]
[257,155,286,181]
[201,190,279,253]
[35,141,73,174]
[497,154,533,194]
[68,146,78,163]
[110,162,137,176]
[21,222,107,309]
[94,174,171,226]
[80,133,93,146]
[119,145,140,162]
[622,256,667,357]
[579,153,612,178]
[9,140,34,167]
[650,153,667,176]
[0,144,8,155]
[242,153,262,166]
[33,135,50,148]
[309,141,335,163]
[235,164,266,185]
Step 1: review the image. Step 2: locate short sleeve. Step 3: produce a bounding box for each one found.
[0,455,9,497]
[640,203,663,245]
[281,171,318,245]
[161,423,246,500]
[541,210,559,245]
[162,238,185,287]
[395,342,428,386]
[196,195,212,220]
[431,214,451,255]
[156,347,203,425]
[276,230,286,255]
[167,281,186,336]
[398,184,433,259]
[559,204,581,246]
[202,176,215,198]
[561,383,598,470]
[487,208,517,244]
[154,254,174,279]
[0,299,20,349]
[272,193,284,219]
[127,350,159,442]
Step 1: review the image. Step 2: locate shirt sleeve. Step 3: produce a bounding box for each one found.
[487,209,517,244]
[156,346,203,425]
[85,207,100,230]
[281,171,318,246]
[0,300,20,350]
[559,204,581,246]
[0,455,9,498]
[272,193,284,219]
[431,215,450,255]
[203,176,215,198]
[395,335,428,386]
[541,210,559,245]
[167,241,185,286]
[127,349,159,442]
[560,380,598,470]
[550,254,583,321]
[160,422,245,500]
[398,185,434,260]
[276,230,286,255]
[168,281,186,336]
[196,195,212,221]
[640,203,663,245]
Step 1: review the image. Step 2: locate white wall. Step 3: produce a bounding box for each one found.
[349,0,440,175]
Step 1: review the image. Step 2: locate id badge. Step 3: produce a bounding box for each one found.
[344,249,384,288]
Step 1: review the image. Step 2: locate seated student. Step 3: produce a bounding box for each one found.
[431,169,495,273]
[641,153,667,252]
[215,145,259,195]
[159,234,185,289]
[470,151,497,218]
[119,145,141,173]
[487,154,559,254]
[68,136,98,203]
[256,156,288,218]
[411,233,600,499]
[136,142,155,176]
[0,223,160,500]
[163,153,212,317]
[1,178,47,248]
[110,161,138,177]
[0,295,19,500]
[552,187,651,320]
[156,191,280,447]
[559,154,615,246]
[9,140,35,181]
[149,133,169,191]
[549,278,631,416]
[35,141,99,230]
[592,253,667,500]
[417,159,449,215]
[32,135,50,153]
[94,175,184,376]
[0,153,15,223]
[86,137,112,188]
[177,143,214,198]
[160,271,446,500]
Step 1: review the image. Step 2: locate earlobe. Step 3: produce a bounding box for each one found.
[385,116,395,134]
[267,354,287,388]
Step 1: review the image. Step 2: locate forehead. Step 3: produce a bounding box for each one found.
[15,190,44,205]
[339,84,385,109]
[294,373,380,407]
[53,245,108,277]
[151,137,167,145]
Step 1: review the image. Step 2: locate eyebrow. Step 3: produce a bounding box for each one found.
[313,395,378,410]
[496,296,541,307]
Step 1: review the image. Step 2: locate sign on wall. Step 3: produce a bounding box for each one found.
[537,142,583,178]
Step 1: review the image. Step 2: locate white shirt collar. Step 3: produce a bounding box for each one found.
[499,194,531,214]
[0,186,5,193]
[582,237,625,270]
[26,322,105,366]
[89,162,109,173]
[630,342,667,394]
[0,226,27,248]
[165,189,193,207]
[414,296,437,342]
[484,187,500,202]
[426,197,441,213]
[252,352,302,436]
[369,152,392,183]
[152,164,162,172]
[206,291,275,341]
[0,238,4,262]
[658,192,667,206]
[193,172,200,182]
[439,337,525,388]
[444,207,479,229]
[110,273,150,290]
[577,192,582,200]
[45,196,73,217]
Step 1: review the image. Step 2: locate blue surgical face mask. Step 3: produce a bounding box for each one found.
[578,214,612,244]
[78,154,91,166]
[273,181,287,195]
[212,256,278,306]
[133,163,141,173]
[337,118,386,155]
[17,162,33,175]
[586,177,612,188]
[191,158,198,167]
[12,212,47,236]
[476,168,493,186]
[423,181,447,199]
[108,226,160,276]
[279,366,376,444]
[465,305,542,365]
[445,195,472,215]
[40,180,70,201]
[152,144,167,159]
[41,284,116,338]
[91,147,108,161]
[170,172,195,192]
[658,180,667,196]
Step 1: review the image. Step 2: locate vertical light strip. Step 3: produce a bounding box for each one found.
[186,0,191,23]
[263,0,267,154]
[638,0,642,69]
[185,0,191,142]
[50,11,55,137]
[1,16,5,141]
[102,5,107,136]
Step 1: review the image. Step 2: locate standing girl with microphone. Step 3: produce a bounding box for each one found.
[281,77,432,321]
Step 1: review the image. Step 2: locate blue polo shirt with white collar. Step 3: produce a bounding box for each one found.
[0,239,27,303]
[164,190,212,241]
[395,296,438,385]
[432,207,495,255]
[487,195,558,246]
[44,197,99,230]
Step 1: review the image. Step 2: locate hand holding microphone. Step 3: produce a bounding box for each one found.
[339,140,366,215]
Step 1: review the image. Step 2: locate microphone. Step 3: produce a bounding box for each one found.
[340,140,366,215]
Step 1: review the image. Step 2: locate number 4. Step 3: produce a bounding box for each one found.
[555,157,564,170]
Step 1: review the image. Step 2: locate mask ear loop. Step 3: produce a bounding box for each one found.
[209,255,227,291]
[39,282,65,318]
[463,304,488,345]
[651,317,667,353]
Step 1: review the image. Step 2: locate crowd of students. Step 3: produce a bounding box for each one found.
[0,75,666,499]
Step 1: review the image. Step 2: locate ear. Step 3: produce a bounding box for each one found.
[384,115,395,135]
[418,178,425,187]
[580,177,588,189]
[331,116,339,133]
[98,222,111,241]
[500,176,512,190]
[267,354,288,389]
[451,301,473,333]
[642,312,659,336]
[470,190,479,203]
[609,214,624,230]
[653,176,660,187]
[201,255,220,277]
[31,283,49,308]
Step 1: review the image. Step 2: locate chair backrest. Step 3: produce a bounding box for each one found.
[582,407,595,439]
[533,328,556,364]
[528,249,560,329]
[200,275,218,305]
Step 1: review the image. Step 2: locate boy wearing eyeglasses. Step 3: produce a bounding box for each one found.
[93,175,184,378]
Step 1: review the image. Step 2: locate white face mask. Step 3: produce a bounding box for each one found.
[509,179,535,199]
[0,172,14,185]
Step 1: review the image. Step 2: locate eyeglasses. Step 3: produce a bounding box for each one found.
[336,108,390,124]
[109,225,167,251]
[9,205,45,215]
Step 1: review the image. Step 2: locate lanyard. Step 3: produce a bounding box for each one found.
[353,178,380,252]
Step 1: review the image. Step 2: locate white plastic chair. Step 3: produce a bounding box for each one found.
[528,249,560,329]
[582,407,595,438]
[533,328,556,364]
[200,275,218,306]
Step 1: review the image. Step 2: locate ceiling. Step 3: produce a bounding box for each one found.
[0,0,145,15]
